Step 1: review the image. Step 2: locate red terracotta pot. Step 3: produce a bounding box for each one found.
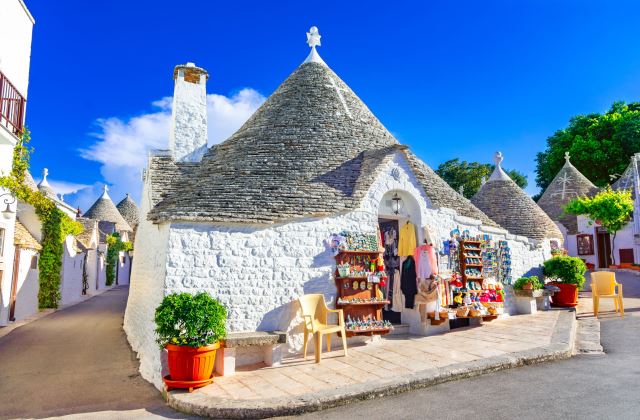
[166,342,220,381]
[549,282,578,307]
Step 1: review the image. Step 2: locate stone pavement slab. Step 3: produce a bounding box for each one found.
[167,310,576,418]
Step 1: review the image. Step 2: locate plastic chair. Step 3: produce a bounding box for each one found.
[298,294,348,363]
[591,271,624,318]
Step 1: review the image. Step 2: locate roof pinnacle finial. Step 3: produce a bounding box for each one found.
[102,184,111,200]
[493,151,504,168]
[303,26,326,65]
[306,26,321,48]
[488,151,511,182]
[565,151,570,162]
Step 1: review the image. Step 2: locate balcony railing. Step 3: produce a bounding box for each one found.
[0,70,26,137]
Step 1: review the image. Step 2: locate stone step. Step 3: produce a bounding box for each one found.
[574,318,604,355]
[388,324,410,335]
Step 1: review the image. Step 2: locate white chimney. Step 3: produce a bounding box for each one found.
[168,62,208,162]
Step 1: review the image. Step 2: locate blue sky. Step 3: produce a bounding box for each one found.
[22,0,640,209]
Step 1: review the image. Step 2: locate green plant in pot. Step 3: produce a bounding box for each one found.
[543,256,586,307]
[513,276,544,291]
[155,292,227,386]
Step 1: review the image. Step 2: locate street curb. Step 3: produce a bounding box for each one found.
[167,310,577,419]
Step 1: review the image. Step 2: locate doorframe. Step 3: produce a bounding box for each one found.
[595,227,612,268]
[9,246,21,321]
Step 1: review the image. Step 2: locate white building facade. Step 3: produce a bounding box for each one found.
[124,30,561,389]
[0,0,34,326]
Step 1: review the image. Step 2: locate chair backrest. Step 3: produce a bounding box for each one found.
[298,294,327,329]
[591,271,616,295]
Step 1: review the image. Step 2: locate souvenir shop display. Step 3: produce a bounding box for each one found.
[436,236,506,322]
[497,240,512,284]
[335,246,392,336]
[380,220,402,322]
[330,231,380,253]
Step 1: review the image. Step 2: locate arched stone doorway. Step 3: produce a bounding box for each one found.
[377,189,424,326]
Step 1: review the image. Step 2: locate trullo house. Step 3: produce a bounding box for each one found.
[124,27,562,388]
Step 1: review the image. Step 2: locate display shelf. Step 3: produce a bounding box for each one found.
[334,250,387,337]
[463,263,483,267]
[337,301,390,306]
[465,276,484,280]
[344,327,391,335]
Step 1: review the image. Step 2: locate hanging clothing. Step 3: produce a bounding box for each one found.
[414,244,438,279]
[398,222,417,257]
[391,269,403,312]
[401,256,417,309]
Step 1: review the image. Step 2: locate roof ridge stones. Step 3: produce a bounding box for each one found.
[472,152,563,241]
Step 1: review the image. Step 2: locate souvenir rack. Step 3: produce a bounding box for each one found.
[460,240,483,286]
[334,250,391,336]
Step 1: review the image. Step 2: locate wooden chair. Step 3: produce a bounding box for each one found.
[591,271,624,318]
[298,294,348,363]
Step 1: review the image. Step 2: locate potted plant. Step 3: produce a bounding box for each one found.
[155,292,227,387]
[513,275,544,291]
[543,256,586,307]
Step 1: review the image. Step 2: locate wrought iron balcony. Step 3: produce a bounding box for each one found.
[0,70,26,137]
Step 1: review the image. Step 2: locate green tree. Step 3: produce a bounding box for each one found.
[535,101,640,192]
[564,188,634,265]
[436,158,528,199]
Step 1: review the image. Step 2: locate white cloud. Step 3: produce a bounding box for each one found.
[36,179,91,197]
[75,88,265,208]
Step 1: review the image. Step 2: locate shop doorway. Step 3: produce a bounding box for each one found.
[596,228,612,268]
[379,218,401,324]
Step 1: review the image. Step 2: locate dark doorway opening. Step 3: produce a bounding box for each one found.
[596,228,612,268]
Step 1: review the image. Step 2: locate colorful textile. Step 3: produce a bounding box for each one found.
[398,222,417,257]
[414,244,438,279]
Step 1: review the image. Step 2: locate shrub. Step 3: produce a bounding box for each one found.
[543,256,587,289]
[154,292,227,348]
[513,275,544,290]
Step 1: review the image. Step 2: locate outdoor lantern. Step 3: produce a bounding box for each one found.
[391,192,404,215]
[1,194,16,220]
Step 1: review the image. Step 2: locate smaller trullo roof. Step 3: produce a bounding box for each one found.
[537,152,599,234]
[471,152,563,241]
[612,153,640,198]
[116,194,140,229]
[83,186,132,232]
[37,168,57,199]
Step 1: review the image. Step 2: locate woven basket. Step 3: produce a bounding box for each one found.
[456,306,470,317]
[469,308,481,317]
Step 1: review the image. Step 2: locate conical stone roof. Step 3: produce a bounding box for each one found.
[116,194,140,229]
[83,186,132,232]
[612,153,640,198]
[37,168,57,199]
[537,152,599,234]
[472,152,562,241]
[148,35,498,227]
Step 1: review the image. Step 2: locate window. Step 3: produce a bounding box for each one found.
[30,255,38,269]
[576,234,594,256]
[0,228,5,257]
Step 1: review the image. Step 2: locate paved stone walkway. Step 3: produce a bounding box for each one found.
[0,286,177,419]
[208,312,557,400]
[169,310,574,417]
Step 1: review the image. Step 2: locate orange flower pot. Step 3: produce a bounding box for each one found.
[166,342,220,382]
[549,282,578,307]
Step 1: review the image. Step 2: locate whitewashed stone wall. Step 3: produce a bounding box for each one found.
[126,151,556,390]
[123,177,171,389]
[59,236,85,306]
[116,252,131,285]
